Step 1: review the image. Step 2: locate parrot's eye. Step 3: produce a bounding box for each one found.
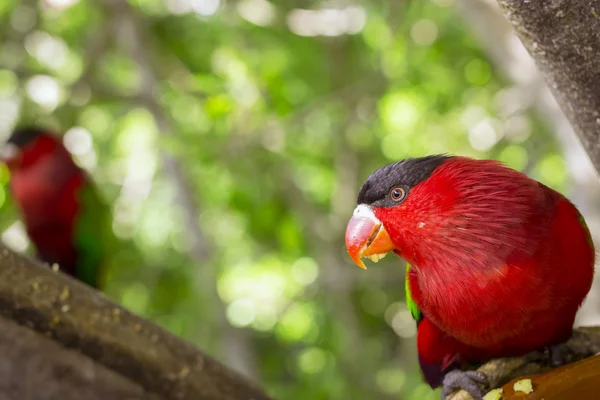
[390,187,406,202]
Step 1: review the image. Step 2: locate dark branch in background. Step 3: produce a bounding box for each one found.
[0,244,272,400]
[266,37,394,398]
[98,0,259,381]
[446,0,600,399]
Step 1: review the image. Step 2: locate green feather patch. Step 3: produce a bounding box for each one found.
[73,180,113,288]
[577,209,594,248]
[405,263,421,322]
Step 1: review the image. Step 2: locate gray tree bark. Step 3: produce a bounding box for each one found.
[495,0,600,171]
[0,246,272,400]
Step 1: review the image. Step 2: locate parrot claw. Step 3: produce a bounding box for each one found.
[549,343,570,367]
[523,349,546,364]
[440,370,488,400]
[524,343,572,367]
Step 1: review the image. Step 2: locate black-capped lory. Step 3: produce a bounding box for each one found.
[1,127,113,288]
[344,155,595,399]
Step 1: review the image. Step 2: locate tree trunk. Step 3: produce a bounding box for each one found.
[495,0,600,172]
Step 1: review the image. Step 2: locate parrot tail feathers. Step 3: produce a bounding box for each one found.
[418,356,445,388]
[419,355,462,389]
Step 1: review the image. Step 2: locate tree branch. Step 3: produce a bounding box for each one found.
[500,354,600,400]
[0,244,272,400]
[0,313,160,400]
[446,328,600,399]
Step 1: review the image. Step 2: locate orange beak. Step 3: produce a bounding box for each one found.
[345,205,396,269]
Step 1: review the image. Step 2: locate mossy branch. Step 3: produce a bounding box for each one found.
[0,244,273,400]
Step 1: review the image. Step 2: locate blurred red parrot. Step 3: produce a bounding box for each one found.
[345,155,595,399]
[1,127,112,288]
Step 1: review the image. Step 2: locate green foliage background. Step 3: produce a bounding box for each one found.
[0,0,569,399]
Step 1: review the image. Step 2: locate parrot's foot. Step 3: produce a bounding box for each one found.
[440,370,488,400]
[548,342,570,367]
[523,342,572,367]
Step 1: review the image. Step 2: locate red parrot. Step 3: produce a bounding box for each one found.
[344,155,595,399]
[0,127,112,288]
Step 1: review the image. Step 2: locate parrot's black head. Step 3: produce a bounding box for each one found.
[7,126,47,148]
[357,154,453,208]
[1,126,61,169]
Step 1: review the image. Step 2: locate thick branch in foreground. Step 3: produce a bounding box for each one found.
[0,245,273,400]
[493,0,600,173]
[499,354,600,400]
[0,314,160,400]
[447,327,600,400]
